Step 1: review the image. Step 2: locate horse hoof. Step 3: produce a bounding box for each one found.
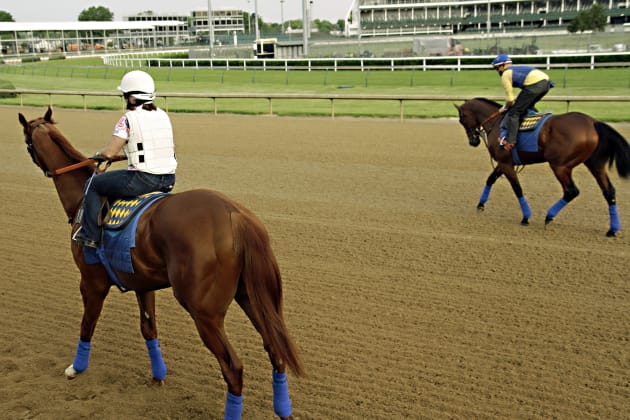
[545,216,553,225]
[520,218,529,226]
[65,364,78,379]
[151,378,165,386]
[477,203,485,212]
[606,230,617,237]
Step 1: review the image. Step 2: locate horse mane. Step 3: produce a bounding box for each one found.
[473,97,502,109]
[42,120,89,164]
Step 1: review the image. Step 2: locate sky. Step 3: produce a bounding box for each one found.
[5,0,354,24]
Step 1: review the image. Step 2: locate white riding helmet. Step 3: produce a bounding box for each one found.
[118,70,156,101]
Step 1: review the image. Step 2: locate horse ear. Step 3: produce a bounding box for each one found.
[18,113,28,128]
[453,104,461,112]
[44,106,53,122]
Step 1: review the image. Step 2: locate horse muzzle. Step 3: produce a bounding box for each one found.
[468,128,481,147]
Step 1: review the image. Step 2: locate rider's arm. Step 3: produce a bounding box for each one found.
[501,69,515,107]
[98,136,126,159]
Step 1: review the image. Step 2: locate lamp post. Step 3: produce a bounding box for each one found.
[280,0,285,36]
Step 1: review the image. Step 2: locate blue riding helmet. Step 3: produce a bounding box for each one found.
[492,54,512,67]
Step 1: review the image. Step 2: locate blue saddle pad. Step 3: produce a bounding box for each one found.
[500,112,553,164]
[83,192,169,290]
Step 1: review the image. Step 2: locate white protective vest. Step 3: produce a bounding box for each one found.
[123,108,177,174]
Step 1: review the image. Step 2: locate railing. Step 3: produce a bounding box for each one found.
[2,89,629,120]
[102,52,630,72]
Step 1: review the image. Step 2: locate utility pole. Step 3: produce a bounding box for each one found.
[254,0,260,40]
[280,0,285,36]
[207,0,215,56]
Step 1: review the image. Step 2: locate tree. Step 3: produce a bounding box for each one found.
[0,10,14,22]
[568,3,607,33]
[78,6,113,21]
[589,3,608,31]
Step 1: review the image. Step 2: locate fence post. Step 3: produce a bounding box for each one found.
[563,65,567,89]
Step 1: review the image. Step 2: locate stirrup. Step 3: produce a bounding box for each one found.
[72,227,99,248]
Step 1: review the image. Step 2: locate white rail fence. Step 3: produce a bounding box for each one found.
[102,52,630,72]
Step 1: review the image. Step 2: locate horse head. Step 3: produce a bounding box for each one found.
[19,107,56,176]
[19,107,90,178]
[455,98,502,148]
[454,101,482,147]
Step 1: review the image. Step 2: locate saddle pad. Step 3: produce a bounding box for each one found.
[106,191,167,230]
[84,192,169,285]
[510,113,554,164]
[519,112,552,131]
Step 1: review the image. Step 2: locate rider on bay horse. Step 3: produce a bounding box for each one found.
[73,70,177,248]
[492,53,554,151]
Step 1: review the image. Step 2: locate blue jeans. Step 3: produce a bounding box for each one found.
[80,170,175,242]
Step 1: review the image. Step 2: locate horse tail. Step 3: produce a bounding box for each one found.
[231,211,305,377]
[595,121,630,179]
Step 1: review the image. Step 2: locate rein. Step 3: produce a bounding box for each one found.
[48,155,125,177]
[480,110,503,132]
[26,118,124,177]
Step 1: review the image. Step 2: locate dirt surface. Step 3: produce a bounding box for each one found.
[1,106,629,419]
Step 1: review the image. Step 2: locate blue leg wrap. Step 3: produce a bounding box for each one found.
[224,392,243,420]
[547,198,568,219]
[146,338,167,381]
[72,339,91,373]
[609,204,621,232]
[518,196,532,219]
[479,185,492,205]
[272,371,292,418]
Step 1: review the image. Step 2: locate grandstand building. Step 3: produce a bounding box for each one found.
[345,0,630,37]
[190,9,245,35]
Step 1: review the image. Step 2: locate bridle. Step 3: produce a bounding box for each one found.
[25,119,120,178]
[462,107,503,148]
[24,118,122,224]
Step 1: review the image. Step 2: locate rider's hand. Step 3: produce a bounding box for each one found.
[90,152,106,163]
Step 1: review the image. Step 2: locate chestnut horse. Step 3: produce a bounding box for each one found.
[19,107,304,420]
[456,98,630,236]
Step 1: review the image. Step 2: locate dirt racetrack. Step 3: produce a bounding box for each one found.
[1,106,629,419]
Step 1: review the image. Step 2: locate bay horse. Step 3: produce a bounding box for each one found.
[455,98,630,236]
[19,107,304,420]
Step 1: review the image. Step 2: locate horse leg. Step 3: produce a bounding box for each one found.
[171,256,244,420]
[501,165,532,225]
[235,287,293,420]
[585,164,621,237]
[477,167,502,211]
[136,291,167,383]
[545,166,580,226]
[65,274,110,379]
[191,312,244,420]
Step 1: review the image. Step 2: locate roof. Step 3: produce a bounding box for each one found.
[0,21,186,32]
